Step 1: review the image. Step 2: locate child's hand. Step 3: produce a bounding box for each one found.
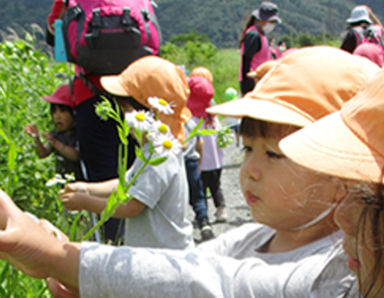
[61,182,88,195]
[0,189,67,278]
[25,124,39,138]
[59,190,88,211]
[42,132,54,143]
[59,183,89,211]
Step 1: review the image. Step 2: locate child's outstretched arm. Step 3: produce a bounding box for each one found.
[42,132,81,162]
[59,180,147,218]
[25,124,52,158]
[0,189,81,291]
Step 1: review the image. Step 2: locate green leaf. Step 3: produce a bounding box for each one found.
[149,156,167,166]
[135,145,146,162]
[7,141,17,171]
[197,129,217,136]
[0,126,9,144]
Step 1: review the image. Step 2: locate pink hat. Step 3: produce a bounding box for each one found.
[42,84,74,108]
[187,76,214,118]
[353,43,384,67]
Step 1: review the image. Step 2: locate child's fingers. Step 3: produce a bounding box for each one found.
[47,277,80,298]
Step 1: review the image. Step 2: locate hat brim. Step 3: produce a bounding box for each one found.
[280,111,384,183]
[252,9,281,24]
[347,17,372,24]
[206,98,312,127]
[100,75,129,96]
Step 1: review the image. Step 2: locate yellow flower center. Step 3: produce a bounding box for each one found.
[158,99,168,106]
[158,124,169,134]
[135,112,146,122]
[162,139,173,150]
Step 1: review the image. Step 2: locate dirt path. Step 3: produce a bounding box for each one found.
[186,137,254,243]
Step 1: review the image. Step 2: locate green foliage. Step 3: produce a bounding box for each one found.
[161,32,218,68]
[0,31,95,296]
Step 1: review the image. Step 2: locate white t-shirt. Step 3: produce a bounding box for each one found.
[79,223,357,297]
[123,144,194,250]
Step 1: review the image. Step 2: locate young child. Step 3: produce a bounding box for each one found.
[0,47,379,297]
[59,56,194,249]
[280,67,384,298]
[183,118,215,241]
[25,84,83,180]
[187,66,227,222]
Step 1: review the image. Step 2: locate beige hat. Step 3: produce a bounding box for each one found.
[100,56,191,142]
[280,68,384,183]
[207,46,380,127]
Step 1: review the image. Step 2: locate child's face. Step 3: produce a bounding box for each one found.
[240,131,341,231]
[334,186,384,297]
[51,106,74,132]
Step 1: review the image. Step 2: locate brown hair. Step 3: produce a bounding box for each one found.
[354,182,384,297]
[239,14,257,48]
[239,117,299,139]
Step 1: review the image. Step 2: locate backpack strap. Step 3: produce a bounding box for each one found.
[76,73,111,98]
[141,9,163,46]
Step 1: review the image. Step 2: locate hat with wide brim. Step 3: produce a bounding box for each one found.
[252,1,282,23]
[346,6,372,24]
[280,68,384,183]
[207,46,380,127]
[42,84,74,108]
[100,56,192,142]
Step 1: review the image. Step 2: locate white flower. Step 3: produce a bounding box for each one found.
[147,120,171,140]
[147,96,174,115]
[153,133,181,156]
[46,174,66,187]
[125,110,154,131]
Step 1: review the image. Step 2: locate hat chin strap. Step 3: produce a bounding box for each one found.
[290,203,336,231]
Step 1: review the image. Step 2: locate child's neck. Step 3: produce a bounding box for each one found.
[265,220,339,253]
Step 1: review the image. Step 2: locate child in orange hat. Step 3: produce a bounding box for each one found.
[0,47,379,297]
[280,67,384,298]
[59,56,194,249]
[25,84,83,180]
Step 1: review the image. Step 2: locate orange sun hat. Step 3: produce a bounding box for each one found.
[100,56,192,142]
[207,46,380,127]
[280,68,384,183]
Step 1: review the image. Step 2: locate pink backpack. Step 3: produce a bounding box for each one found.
[353,25,384,50]
[62,0,161,75]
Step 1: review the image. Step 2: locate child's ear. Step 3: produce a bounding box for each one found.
[334,181,348,205]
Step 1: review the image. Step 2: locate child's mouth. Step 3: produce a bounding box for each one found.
[245,191,260,205]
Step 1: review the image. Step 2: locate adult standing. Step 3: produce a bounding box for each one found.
[340,5,383,53]
[46,0,150,243]
[238,1,281,96]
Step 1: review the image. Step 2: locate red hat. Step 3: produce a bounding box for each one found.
[42,84,74,108]
[187,76,214,118]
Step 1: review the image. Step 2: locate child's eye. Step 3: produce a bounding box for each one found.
[241,145,252,153]
[266,150,285,159]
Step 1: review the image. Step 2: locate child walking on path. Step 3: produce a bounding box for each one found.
[183,118,214,241]
[187,66,227,223]
[59,56,194,249]
[0,47,379,297]
[25,84,83,180]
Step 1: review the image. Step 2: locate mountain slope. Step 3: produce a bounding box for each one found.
[0,0,383,48]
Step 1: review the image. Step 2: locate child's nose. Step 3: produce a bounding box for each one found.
[241,153,262,181]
